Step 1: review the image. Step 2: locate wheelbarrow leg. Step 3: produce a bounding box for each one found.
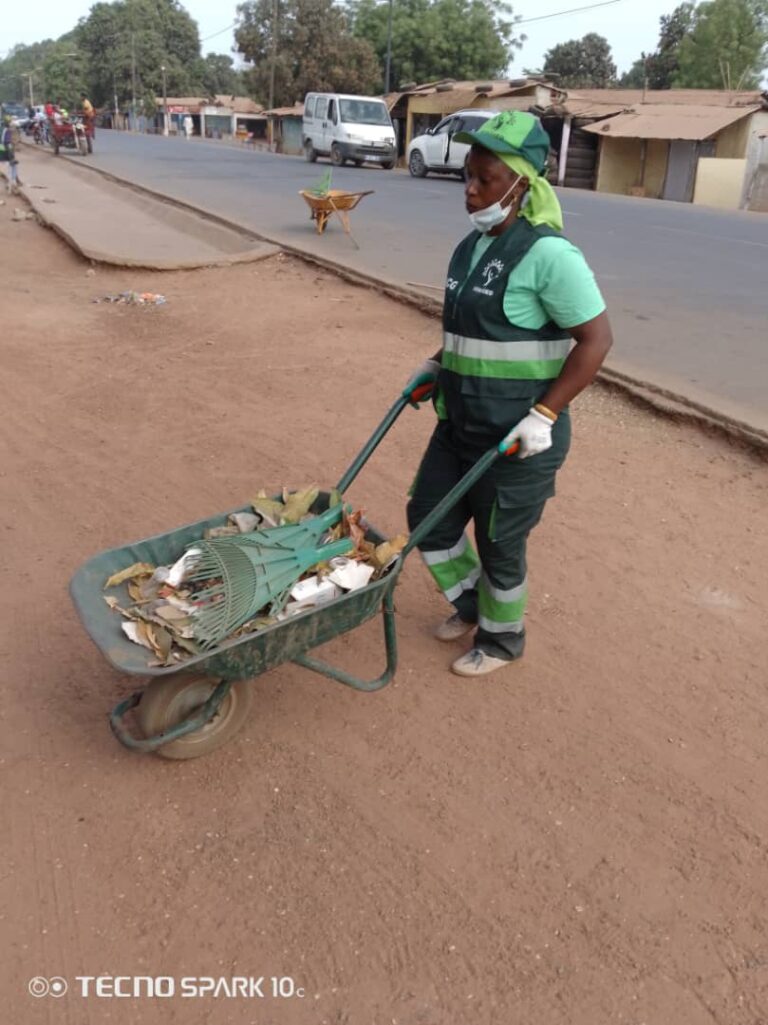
[328,197,359,249]
[292,590,397,691]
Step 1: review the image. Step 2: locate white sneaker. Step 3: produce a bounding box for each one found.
[451,648,511,677]
[434,613,476,642]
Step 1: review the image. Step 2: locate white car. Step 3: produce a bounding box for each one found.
[407,109,500,179]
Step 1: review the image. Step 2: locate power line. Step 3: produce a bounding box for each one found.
[518,0,624,25]
[200,22,237,43]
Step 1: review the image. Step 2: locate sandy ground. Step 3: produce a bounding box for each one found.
[2,203,767,1025]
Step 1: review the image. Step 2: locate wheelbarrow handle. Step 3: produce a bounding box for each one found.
[334,392,519,557]
[402,439,517,558]
[335,394,410,494]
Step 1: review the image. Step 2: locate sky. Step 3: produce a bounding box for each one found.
[0,0,676,81]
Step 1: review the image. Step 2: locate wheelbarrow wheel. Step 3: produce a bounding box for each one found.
[137,674,253,760]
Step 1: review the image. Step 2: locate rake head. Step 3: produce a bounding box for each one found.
[186,535,353,648]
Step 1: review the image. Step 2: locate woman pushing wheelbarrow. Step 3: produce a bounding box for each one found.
[403,112,613,677]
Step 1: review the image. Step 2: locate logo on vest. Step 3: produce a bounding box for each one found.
[473,258,505,296]
[446,276,459,292]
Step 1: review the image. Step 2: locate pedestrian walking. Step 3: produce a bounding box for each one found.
[183,115,193,139]
[1,115,20,193]
[404,111,613,677]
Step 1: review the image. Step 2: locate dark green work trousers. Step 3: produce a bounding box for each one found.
[407,414,570,660]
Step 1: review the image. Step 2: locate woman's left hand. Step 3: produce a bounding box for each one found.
[499,408,553,459]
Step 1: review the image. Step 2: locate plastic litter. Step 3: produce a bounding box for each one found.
[94,291,167,306]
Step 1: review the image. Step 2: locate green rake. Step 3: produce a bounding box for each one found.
[186,535,354,648]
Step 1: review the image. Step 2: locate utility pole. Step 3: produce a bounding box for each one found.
[384,0,393,94]
[131,31,137,130]
[642,55,648,104]
[22,71,35,108]
[113,70,119,131]
[268,0,278,111]
[161,64,168,136]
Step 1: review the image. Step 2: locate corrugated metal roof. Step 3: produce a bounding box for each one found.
[264,104,304,117]
[404,78,557,97]
[583,104,759,140]
[567,88,766,108]
[562,98,628,118]
[214,94,264,114]
[161,95,265,114]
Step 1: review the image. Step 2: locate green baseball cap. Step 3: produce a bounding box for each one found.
[453,111,550,174]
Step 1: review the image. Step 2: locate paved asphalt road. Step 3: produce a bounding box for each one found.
[74,132,768,429]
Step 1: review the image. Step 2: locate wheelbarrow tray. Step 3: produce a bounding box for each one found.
[70,492,400,683]
[299,188,369,213]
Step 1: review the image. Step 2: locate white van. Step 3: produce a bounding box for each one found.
[302,93,396,169]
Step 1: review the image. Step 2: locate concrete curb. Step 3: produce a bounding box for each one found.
[15,145,768,456]
[13,143,280,271]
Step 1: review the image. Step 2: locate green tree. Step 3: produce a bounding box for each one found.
[618,58,647,87]
[619,4,696,89]
[350,0,518,91]
[235,0,380,107]
[198,53,245,97]
[77,0,203,112]
[0,39,61,105]
[542,33,617,88]
[675,0,767,88]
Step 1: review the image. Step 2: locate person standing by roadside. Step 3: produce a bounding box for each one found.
[80,93,95,128]
[404,112,613,677]
[183,114,193,139]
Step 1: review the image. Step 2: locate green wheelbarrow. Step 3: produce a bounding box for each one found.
[69,393,507,760]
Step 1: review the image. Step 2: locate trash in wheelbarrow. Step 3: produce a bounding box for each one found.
[101,484,407,666]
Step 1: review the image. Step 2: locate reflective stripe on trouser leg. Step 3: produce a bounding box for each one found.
[477,572,527,634]
[422,533,481,603]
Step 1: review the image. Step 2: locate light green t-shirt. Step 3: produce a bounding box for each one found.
[469,233,605,330]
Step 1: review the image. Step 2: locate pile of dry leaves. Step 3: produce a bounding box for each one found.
[103,486,407,667]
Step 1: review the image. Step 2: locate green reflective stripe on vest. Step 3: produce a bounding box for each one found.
[478,573,528,630]
[441,221,571,436]
[442,351,566,380]
[422,534,480,601]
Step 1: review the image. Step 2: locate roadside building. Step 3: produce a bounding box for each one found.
[392,79,564,153]
[161,95,267,142]
[550,88,768,208]
[263,104,304,155]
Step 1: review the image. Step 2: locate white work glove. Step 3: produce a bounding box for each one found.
[499,407,554,459]
[403,358,441,407]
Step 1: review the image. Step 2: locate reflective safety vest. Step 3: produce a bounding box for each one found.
[438,219,571,439]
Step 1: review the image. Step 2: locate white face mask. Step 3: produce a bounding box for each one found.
[467,175,522,233]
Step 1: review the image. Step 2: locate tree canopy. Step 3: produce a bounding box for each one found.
[77,0,202,112]
[675,0,767,88]
[0,0,229,113]
[621,0,767,89]
[199,53,246,97]
[542,33,617,88]
[235,0,380,107]
[349,0,520,92]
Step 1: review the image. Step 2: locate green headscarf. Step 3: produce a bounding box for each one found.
[498,153,563,233]
[453,111,564,232]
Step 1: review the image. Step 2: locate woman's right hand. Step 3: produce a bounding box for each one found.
[403,358,440,407]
